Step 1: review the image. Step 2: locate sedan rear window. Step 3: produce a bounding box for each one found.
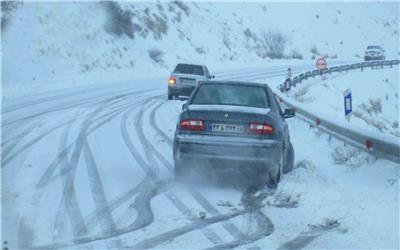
[367,46,381,50]
[191,84,269,108]
[174,64,204,76]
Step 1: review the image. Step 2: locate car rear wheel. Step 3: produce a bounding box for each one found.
[266,150,283,189]
[283,143,294,174]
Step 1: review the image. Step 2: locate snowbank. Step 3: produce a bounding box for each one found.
[282,66,399,140]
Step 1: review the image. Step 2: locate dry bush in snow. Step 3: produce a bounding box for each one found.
[260,29,289,59]
[103,2,136,38]
[148,49,164,64]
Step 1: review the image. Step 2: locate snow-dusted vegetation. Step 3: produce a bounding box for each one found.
[284,67,399,139]
[2,1,399,94]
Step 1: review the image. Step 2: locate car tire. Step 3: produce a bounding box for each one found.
[266,169,280,189]
[283,143,294,174]
[266,150,283,189]
[168,94,173,100]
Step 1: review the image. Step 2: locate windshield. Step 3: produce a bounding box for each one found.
[174,64,204,76]
[191,84,269,108]
[367,46,381,50]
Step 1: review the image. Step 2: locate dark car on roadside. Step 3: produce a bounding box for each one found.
[173,81,295,188]
[167,63,214,100]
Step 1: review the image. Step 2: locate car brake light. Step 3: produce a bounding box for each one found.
[168,76,176,86]
[249,123,274,135]
[180,119,205,131]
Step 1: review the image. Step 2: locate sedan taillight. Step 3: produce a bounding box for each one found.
[180,119,205,131]
[249,123,274,135]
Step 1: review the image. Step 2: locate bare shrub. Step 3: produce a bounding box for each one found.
[243,28,258,42]
[103,2,135,38]
[144,15,168,40]
[173,1,190,15]
[222,31,231,51]
[332,146,364,168]
[1,1,23,31]
[195,47,207,54]
[260,29,289,59]
[148,49,164,64]
[310,45,320,55]
[359,99,382,115]
[289,49,303,59]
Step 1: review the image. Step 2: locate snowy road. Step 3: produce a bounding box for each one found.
[2,64,399,249]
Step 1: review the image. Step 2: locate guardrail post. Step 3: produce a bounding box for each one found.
[390,60,393,68]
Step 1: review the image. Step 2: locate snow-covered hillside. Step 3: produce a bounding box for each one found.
[281,66,399,140]
[2,1,399,93]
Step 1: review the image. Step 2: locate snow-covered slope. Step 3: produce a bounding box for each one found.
[281,66,399,140]
[2,1,399,93]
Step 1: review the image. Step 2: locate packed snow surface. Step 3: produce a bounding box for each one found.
[2,67,399,249]
[2,1,399,249]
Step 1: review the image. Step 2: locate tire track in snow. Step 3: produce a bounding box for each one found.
[276,219,342,250]
[120,99,225,246]
[50,93,147,242]
[204,189,274,250]
[1,118,76,167]
[81,137,123,249]
[1,121,40,158]
[75,179,145,236]
[31,177,171,249]
[52,121,82,242]
[35,94,145,189]
[3,90,137,169]
[130,204,267,249]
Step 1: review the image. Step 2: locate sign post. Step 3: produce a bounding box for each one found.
[344,89,352,122]
[316,57,327,80]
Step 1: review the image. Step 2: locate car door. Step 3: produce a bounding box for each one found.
[271,92,290,147]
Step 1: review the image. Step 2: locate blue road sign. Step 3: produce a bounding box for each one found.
[344,89,352,120]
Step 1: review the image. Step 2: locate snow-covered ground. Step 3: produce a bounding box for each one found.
[2,1,399,96]
[2,67,399,249]
[280,66,399,140]
[2,1,399,249]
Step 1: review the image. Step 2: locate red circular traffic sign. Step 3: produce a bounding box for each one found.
[316,57,327,70]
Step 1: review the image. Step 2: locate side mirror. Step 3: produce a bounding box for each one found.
[283,108,295,119]
[182,103,187,110]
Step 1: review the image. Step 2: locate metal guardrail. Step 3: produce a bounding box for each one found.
[276,95,400,163]
[280,59,400,92]
[277,59,400,163]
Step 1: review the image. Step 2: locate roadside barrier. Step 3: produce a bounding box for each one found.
[279,59,400,92]
[277,59,400,163]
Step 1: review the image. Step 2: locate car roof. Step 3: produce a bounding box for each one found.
[176,63,206,67]
[198,80,269,89]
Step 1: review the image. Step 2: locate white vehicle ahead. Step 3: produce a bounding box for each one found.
[364,45,385,61]
[167,63,214,100]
